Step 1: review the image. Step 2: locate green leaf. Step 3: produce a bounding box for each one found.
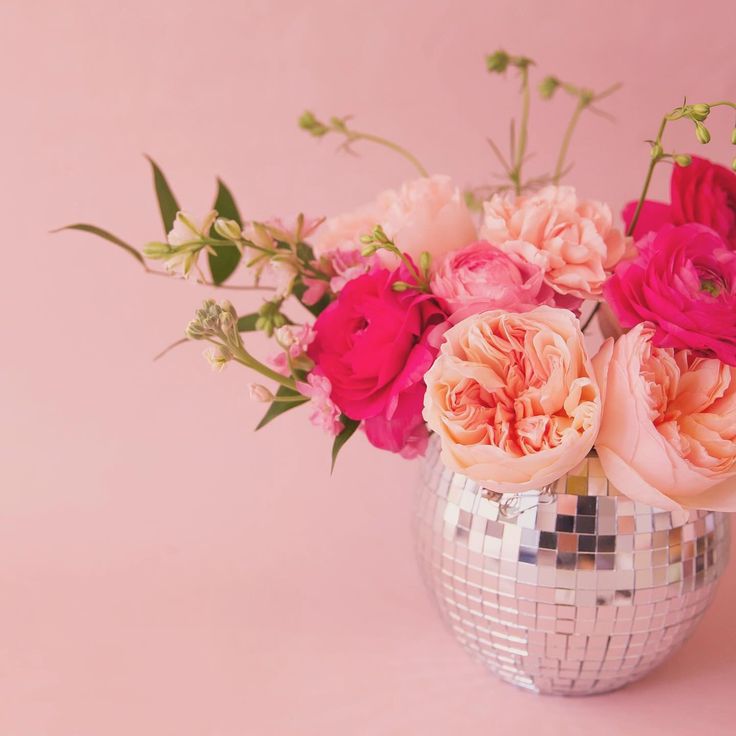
[255,386,309,430]
[145,155,180,233]
[53,223,146,267]
[331,416,360,472]
[296,241,316,262]
[209,178,243,284]
[237,313,259,332]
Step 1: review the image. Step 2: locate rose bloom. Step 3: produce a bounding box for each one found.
[431,240,554,321]
[309,268,446,456]
[593,323,736,517]
[313,174,477,265]
[480,186,628,302]
[423,307,602,493]
[623,156,736,247]
[604,223,736,366]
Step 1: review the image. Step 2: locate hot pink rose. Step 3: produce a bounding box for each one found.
[423,307,602,493]
[480,186,628,302]
[313,175,477,265]
[623,156,736,247]
[604,223,736,366]
[309,268,446,456]
[593,324,736,517]
[430,240,554,321]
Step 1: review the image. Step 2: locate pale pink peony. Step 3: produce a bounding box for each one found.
[313,175,477,266]
[297,373,344,437]
[423,307,602,493]
[593,323,736,517]
[480,186,628,301]
[430,240,555,321]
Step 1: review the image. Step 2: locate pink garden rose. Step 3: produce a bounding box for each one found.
[593,324,736,516]
[604,223,736,366]
[423,307,602,493]
[430,240,554,321]
[309,268,447,456]
[480,186,628,302]
[314,175,477,265]
[623,156,736,247]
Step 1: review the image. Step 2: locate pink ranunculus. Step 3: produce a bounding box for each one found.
[480,186,628,302]
[430,240,555,321]
[604,223,736,366]
[423,306,602,493]
[296,372,344,437]
[593,323,736,516]
[623,156,736,247]
[309,268,447,456]
[313,175,477,266]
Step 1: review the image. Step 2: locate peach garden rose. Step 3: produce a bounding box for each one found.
[593,323,736,516]
[423,306,602,493]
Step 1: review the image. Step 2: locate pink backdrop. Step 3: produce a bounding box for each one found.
[3,0,736,733]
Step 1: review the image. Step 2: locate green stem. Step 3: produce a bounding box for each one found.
[627,116,668,237]
[580,302,601,333]
[554,99,585,183]
[347,130,429,177]
[510,66,531,194]
[231,345,299,391]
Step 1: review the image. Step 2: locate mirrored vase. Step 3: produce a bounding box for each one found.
[414,437,730,695]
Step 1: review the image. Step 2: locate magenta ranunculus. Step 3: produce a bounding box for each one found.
[623,156,736,247]
[309,268,447,455]
[430,240,555,321]
[604,223,736,366]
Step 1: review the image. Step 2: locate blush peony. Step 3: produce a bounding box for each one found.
[430,240,554,321]
[623,156,736,247]
[604,223,736,366]
[309,268,446,456]
[423,306,602,493]
[313,175,477,265]
[593,324,736,516]
[480,186,628,302]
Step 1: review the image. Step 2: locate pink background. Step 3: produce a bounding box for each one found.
[3,0,736,733]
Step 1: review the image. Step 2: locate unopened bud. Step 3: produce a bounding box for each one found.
[690,103,710,121]
[732,158,736,172]
[485,50,510,74]
[419,251,431,275]
[361,245,377,257]
[731,128,736,145]
[298,110,329,137]
[650,142,663,160]
[674,153,692,167]
[214,217,242,242]
[392,281,411,292]
[538,76,560,100]
[143,241,172,258]
[249,384,274,403]
[695,121,711,144]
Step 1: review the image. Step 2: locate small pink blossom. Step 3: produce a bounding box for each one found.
[301,248,377,306]
[297,373,344,436]
[269,324,315,375]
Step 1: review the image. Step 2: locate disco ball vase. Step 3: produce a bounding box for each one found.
[414,437,730,696]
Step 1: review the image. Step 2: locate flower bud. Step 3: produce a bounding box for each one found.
[690,103,710,121]
[695,121,711,144]
[732,158,736,172]
[674,153,692,167]
[249,384,274,403]
[485,50,510,74]
[538,76,560,100]
[298,110,329,137]
[731,128,736,145]
[419,251,431,275]
[214,217,242,242]
[392,281,411,292]
[143,241,172,258]
[650,142,663,160]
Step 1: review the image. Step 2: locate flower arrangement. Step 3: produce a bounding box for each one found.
[65,51,736,520]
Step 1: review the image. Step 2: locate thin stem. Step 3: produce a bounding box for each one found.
[346,130,429,177]
[510,66,531,194]
[231,345,298,391]
[627,116,668,237]
[581,302,601,333]
[144,269,275,291]
[554,99,585,184]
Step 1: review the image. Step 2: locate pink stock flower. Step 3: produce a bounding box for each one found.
[423,307,602,493]
[604,223,736,366]
[313,175,477,265]
[297,373,344,437]
[623,156,736,247]
[309,268,447,456]
[269,324,315,375]
[301,248,378,306]
[430,240,554,321]
[593,323,736,517]
[480,186,628,303]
